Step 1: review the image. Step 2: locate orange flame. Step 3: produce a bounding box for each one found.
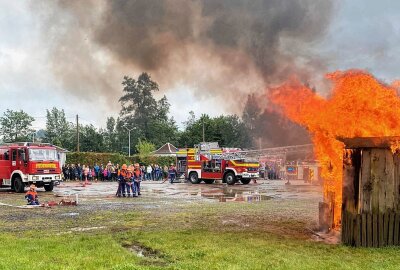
[270,70,400,226]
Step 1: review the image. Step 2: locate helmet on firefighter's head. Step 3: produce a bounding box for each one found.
[122,164,127,170]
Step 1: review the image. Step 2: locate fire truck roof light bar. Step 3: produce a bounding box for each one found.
[0,142,56,147]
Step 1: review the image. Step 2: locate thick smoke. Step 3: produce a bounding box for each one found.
[37,0,334,146]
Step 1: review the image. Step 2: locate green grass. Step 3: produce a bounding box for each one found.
[1,189,400,269]
[1,228,400,270]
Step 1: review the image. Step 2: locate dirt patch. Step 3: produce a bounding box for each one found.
[122,241,168,266]
[125,242,161,258]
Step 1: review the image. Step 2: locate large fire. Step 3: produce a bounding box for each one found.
[269,70,400,226]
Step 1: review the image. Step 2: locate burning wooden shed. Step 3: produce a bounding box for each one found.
[339,137,400,247]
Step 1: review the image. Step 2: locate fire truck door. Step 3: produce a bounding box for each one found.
[11,149,18,171]
[201,160,222,179]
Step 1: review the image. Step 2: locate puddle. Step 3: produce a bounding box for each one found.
[60,212,80,217]
[199,186,273,202]
[53,180,322,203]
[56,226,106,235]
[69,226,106,232]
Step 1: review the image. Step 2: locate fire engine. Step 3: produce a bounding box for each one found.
[176,142,259,185]
[0,142,62,192]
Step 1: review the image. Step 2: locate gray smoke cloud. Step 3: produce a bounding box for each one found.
[36,0,334,145]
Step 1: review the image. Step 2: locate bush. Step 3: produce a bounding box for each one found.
[66,152,175,167]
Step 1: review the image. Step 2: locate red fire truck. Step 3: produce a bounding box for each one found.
[0,142,62,192]
[176,142,259,185]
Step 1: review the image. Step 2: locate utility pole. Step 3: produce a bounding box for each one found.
[76,114,80,152]
[125,127,134,157]
[202,119,205,143]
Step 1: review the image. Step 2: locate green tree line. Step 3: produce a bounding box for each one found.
[0,72,310,153]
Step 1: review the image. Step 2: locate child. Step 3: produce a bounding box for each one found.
[25,184,40,205]
[117,164,128,197]
[133,163,142,196]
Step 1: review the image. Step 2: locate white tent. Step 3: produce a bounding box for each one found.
[54,146,69,167]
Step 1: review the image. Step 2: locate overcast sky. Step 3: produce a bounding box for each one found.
[1,0,400,130]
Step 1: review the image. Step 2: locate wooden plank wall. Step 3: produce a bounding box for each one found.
[341,148,400,247]
[342,210,400,247]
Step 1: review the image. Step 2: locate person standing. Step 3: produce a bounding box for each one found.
[125,166,135,198]
[83,165,89,181]
[117,164,128,197]
[163,165,168,181]
[69,164,74,181]
[77,164,83,181]
[146,164,152,180]
[168,164,177,184]
[99,164,104,181]
[133,163,142,196]
[154,164,161,181]
[94,163,100,181]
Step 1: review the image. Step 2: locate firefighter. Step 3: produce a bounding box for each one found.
[25,184,40,205]
[117,164,128,197]
[133,163,142,196]
[168,164,177,184]
[125,166,135,197]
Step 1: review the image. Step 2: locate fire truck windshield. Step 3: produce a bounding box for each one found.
[29,149,58,161]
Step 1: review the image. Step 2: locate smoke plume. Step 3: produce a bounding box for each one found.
[37,0,335,145]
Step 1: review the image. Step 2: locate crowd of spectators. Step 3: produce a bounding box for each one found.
[61,162,175,182]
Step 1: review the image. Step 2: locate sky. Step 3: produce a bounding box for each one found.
[1,0,400,130]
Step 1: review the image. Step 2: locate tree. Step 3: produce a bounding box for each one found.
[242,93,262,135]
[135,139,155,164]
[44,107,73,148]
[104,117,119,152]
[79,124,104,152]
[119,73,159,139]
[119,73,179,149]
[179,113,251,148]
[0,109,35,142]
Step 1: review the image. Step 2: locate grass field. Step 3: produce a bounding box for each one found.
[0,182,399,270]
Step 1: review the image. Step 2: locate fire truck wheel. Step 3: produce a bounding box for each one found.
[204,179,215,184]
[241,179,251,185]
[189,172,201,184]
[13,177,25,193]
[224,172,236,185]
[44,182,54,192]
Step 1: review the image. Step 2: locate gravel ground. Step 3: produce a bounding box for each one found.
[0,179,329,241]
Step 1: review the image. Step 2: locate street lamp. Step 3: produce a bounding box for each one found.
[124,127,134,157]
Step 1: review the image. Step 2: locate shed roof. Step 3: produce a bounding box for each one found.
[151,143,178,156]
[338,136,400,149]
